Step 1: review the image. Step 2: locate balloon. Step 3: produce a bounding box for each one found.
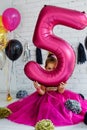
[0,15,8,31]
[0,50,6,70]
[0,15,8,50]
[2,8,21,31]
[0,15,3,27]
[5,39,23,61]
[0,26,8,50]
[24,5,87,86]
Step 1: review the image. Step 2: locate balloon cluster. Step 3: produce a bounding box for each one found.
[0,8,22,70]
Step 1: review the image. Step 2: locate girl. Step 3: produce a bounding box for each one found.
[0,54,87,126]
[34,54,66,95]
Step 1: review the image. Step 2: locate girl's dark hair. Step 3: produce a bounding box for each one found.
[45,54,57,68]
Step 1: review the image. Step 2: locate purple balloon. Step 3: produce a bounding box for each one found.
[2,8,21,31]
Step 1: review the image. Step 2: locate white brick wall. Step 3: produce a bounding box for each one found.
[0,0,87,97]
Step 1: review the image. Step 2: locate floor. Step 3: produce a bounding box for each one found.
[0,93,87,130]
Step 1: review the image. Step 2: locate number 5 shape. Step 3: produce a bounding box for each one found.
[24,5,87,86]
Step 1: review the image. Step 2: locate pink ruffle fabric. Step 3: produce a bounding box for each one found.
[7,90,87,126]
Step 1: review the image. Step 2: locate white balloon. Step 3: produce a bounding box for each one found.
[0,50,6,70]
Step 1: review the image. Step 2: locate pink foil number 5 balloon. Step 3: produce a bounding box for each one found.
[24,5,87,86]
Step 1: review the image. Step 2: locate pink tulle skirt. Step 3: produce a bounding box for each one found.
[7,90,87,126]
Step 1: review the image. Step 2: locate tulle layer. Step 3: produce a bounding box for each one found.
[7,90,87,126]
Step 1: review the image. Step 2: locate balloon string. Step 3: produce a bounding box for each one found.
[5,59,12,101]
[9,61,14,89]
[6,61,14,101]
[11,61,14,74]
[6,59,9,93]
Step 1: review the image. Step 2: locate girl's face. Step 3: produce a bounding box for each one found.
[46,62,57,71]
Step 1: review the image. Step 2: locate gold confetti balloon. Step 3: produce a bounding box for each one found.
[0,16,3,26]
[0,15,8,50]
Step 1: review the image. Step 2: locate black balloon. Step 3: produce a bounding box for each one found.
[5,39,23,61]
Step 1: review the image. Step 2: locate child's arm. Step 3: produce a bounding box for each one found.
[33,81,46,95]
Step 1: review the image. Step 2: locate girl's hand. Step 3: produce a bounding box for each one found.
[33,81,45,95]
[57,82,66,94]
[33,81,40,89]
